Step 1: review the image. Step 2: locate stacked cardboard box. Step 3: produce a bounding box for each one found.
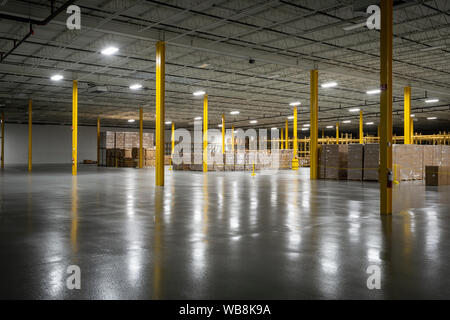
[348,144,364,181]
[393,145,423,181]
[425,166,449,186]
[322,145,348,180]
[318,146,326,179]
[363,144,379,181]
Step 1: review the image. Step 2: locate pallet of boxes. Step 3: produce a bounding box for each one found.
[99,131,154,168]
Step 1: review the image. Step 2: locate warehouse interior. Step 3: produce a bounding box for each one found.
[0,0,450,300]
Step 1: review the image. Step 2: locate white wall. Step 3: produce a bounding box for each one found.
[2,123,166,165]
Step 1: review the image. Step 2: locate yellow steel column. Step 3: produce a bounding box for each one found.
[336,122,339,144]
[404,87,411,144]
[359,110,364,144]
[72,81,78,176]
[155,41,165,186]
[380,0,393,215]
[281,129,284,150]
[410,117,414,144]
[97,117,100,166]
[1,112,4,169]
[310,70,319,179]
[222,114,225,155]
[203,95,208,172]
[292,106,298,170]
[139,107,143,169]
[285,120,288,149]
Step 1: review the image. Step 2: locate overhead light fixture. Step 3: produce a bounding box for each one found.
[128,119,135,123]
[366,122,374,125]
[349,108,360,112]
[321,82,337,88]
[129,84,142,90]
[287,116,294,120]
[343,22,366,31]
[165,121,172,125]
[301,128,309,131]
[101,46,119,55]
[218,124,222,128]
[427,117,437,120]
[198,63,209,68]
[230,111,240,115]
[326,126,334,129]
[50,74,63,81]
[193,91,206,96]
[420,46,446,52]
[425,99,439,103]
[289,101,301,106]
[411,114,415,117]
[343,120,351,124]
[303,124,310,127]
[194,117,202,120]
[249,120,258,124]
[367,89,381,95]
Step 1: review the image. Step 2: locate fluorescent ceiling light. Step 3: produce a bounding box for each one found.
[129,84,142,90]
[230,111,240,115]
[367,89,381,95]
[343,22,366,31]
[427,117,437,120]
[425,99,439,103]
[420,46,446,52]
[218,124,222,127]
[50,74,63,81]
[366,122,374,125]
[193,91,206,96]
[302,128,309,131]
[287,116,294,120]
[249,120,258,124]
[128,119,135,123]
[349,108,360,112]
[411,114,415,117]
[165,121,172,125]
[289,101,301,106]
[343,120,351,124]
[101,46,119,55]
[326,126,334,129]
[198,63,209,68]
[303,124,310,127]
[321,82,337,88]
[194,117,202,120]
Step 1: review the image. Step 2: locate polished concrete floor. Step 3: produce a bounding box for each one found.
[0,165,449,299]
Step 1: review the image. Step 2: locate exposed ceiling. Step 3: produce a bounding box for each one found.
[0,0,449,133]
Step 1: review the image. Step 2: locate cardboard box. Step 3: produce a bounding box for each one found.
[393,145,423,180]
[323,145,348,180]
[364,144,379,181]
[425,166,449,186]
[348,144,364,181]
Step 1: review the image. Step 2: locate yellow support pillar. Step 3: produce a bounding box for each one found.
[404,87,411,144]
[28,99,32,172]
[97,117,100,166]
[72,82,78,176]
[155,41,165,186]
[359,110,364,144]
[139,107,143,169]
[1,112,4,169]
[310,69,319,179]
[281,129,284,150]
[222,114,225,155]
[380,0,393,215]
[410,117,414,144]
[285,120,288,149]
[292,106,299,170]
[336,122,339,144]
[203,94,208,172]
